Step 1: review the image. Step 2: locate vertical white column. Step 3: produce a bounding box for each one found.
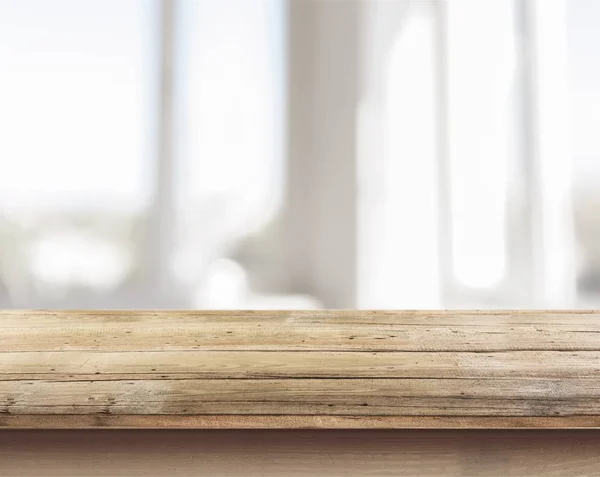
[143,0,177,304]
[444,0,517,305]
[358,1,442,309]
[283,1,361,308]
[526,0,576,307]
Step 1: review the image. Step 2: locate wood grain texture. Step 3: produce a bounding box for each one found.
[2,310,600,428]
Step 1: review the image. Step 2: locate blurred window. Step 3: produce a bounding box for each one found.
[0,0,285,308]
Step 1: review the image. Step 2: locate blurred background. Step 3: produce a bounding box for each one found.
[0,0,598,309]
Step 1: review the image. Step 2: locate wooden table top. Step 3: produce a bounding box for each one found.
[2,310,600,429]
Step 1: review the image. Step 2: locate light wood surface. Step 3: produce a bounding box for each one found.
[2,310,600,428]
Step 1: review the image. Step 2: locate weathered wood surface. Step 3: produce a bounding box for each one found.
[2,310,600,428]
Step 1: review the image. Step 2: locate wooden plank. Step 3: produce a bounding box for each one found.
[3,378,600,415]
[6,415,600,429]
[2,310,600,428]
[3,309,600,326]
[3,350,600,379]
[4,323,600,352]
